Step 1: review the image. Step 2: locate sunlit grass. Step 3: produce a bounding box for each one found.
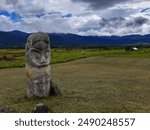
[0,48,150,69]
[0,56,150,112]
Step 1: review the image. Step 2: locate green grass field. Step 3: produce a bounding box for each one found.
[0,48,150,69]
[0,48,150,112]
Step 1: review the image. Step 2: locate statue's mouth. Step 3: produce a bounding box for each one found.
[40,62,49,66]
[28,59,50,68]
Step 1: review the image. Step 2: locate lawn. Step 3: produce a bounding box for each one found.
[0,51,150,112]
[0,48,150,69]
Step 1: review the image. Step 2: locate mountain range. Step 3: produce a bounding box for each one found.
[0,30,150,48]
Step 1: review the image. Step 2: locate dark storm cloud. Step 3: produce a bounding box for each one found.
[74,15,150,36]
[6,0,18,5]
[72,0,142,9]
[100,16,149,28]
[126,16,149,27]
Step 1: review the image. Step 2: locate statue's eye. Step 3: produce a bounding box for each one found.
[45,51,49,56]
[35,53,40,59]
[31,50,40,59]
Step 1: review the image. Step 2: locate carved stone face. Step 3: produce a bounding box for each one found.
[26,32,50,68]
[28,41,50,67]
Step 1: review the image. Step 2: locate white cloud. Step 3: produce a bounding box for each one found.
[68,14,150,36]
[0,0,150,36]
[0,0,87,16]
[11,13,73,33]
[0,15,14,31]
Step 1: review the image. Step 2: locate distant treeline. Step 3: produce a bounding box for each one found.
[52,45,150,50]
[0,44,150,50]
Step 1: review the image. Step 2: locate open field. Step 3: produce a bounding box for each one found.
[0,48,150,69]
[0,52,150,112]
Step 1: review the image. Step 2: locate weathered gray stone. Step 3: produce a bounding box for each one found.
[25,32,51,98]
[32,103,53,113]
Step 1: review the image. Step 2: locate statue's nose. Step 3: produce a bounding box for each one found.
[41,55,46,63]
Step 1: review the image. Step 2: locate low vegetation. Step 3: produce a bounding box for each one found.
[0,48,150,112]
[0,48,150,69]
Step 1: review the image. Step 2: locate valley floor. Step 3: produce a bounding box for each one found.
[0,56,150,112]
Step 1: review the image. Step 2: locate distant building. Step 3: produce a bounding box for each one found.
[125,47,139,51]
[132,47,138,51]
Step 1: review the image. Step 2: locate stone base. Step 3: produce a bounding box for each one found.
[50,80,62,96]
[25,80,61,98]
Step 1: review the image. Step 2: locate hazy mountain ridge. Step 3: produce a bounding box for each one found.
[0,31,150,48]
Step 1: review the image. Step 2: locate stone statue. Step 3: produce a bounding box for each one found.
[25,32,51,98]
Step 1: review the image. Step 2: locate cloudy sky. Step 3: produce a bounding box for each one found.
[0,0,150,36]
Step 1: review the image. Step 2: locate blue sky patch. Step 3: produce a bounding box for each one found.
[36,12,61,18]
[141,8,150,12]
[36,13,45,18]
[0,9,22,22]
[62,14,72,18]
